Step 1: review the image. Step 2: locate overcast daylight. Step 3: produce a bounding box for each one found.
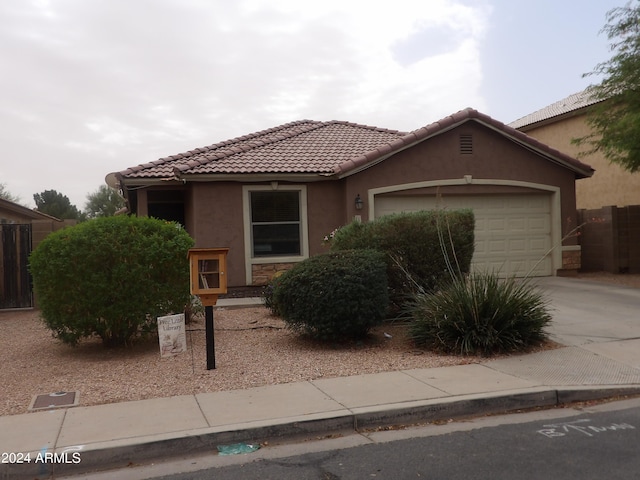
[0,0,622,209]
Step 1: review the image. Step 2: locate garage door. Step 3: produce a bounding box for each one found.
[374,194,552,277]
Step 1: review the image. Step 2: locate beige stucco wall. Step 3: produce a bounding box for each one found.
[521,113,640,209]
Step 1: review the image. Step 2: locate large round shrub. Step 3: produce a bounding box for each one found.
[331,210,475,308]
[408,272,552,356]
[29,215,194,347]
[272,250,388,342]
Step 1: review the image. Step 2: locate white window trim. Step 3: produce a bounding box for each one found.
[242,185,309,284]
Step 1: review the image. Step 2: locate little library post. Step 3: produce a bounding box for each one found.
[188,248,229,370]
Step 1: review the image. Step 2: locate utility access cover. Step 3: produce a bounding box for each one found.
[29,391,80,411]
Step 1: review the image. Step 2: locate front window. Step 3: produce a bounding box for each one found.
[250,190,301,257]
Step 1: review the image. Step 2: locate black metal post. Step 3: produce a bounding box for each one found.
[205,305,216,370]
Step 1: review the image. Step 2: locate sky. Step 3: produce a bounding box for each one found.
[0,0,623,209]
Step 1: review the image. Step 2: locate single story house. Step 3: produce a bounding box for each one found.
[509,89,640,209]
[111,108,594,287]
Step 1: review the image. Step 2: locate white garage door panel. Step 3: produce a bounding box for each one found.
[374,194,553,277]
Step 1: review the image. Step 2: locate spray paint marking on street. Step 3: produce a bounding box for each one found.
[537,419,635,438]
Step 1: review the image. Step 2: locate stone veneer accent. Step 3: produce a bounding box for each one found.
[251,262,295,285]
[559,248,581,276]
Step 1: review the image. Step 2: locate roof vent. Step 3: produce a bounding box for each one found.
[459,134,473,155]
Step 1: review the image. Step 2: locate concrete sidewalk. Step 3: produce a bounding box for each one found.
[2,277,640,479]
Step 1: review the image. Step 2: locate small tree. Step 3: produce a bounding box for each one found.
[85,185,126,218]
[577,2,640,172]
[29,215,194,347]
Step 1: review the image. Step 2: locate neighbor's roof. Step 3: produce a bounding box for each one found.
[509,89,603,130]
[0,197,62,221]
[116,108,594,182]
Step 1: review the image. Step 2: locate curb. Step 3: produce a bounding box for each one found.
[7,385,640,479]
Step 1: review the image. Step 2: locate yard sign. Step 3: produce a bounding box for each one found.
[157,313,187,358]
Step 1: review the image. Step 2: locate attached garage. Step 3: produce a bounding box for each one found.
[374,191,554,277]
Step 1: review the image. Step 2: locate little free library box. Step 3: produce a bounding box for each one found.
[188,247,229,306]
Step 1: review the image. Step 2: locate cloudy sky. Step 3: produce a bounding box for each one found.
[1,0,622,209]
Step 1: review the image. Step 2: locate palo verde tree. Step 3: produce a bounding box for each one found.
[577,1,640,172]
[29,215,194,347]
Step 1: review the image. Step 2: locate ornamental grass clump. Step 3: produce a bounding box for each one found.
[408,272,552,356]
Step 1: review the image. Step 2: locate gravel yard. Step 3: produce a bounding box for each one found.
[0,306,480,417]
[1,272,638,417]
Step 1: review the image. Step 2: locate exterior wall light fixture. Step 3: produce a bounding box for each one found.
[355,193,363,210]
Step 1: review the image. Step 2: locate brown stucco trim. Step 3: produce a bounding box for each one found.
[333,109,594,180]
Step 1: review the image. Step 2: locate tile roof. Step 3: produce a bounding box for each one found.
[509,89,602,130]
[117,108,593,182]
[118,120,407,179]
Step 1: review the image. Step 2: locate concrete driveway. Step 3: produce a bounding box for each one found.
[534,276,640,369]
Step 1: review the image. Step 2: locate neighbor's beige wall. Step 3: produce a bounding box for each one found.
[522,114,640,209]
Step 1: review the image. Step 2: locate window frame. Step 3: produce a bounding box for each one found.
[243,185,309,281]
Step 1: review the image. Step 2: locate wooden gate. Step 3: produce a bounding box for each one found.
[0,224,33,308]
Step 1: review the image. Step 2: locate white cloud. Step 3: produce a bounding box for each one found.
[1,0,491,208]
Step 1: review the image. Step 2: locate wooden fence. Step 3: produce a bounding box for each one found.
[578,205,640,273]
[0,219,74,309]
[0,224,32,308]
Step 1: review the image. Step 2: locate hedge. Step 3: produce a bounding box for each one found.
[29,215,194,347]
[331,210,475,306]
[271,250,388,342]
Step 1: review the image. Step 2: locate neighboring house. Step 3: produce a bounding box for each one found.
[112,108,593,287]
[0,198,70,309]
[510,89,640,209]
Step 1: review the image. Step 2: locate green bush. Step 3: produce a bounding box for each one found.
[29,215,194,347]
[272,250,388,342]
[408,272,552,356]
[262,271,285,316]
[331,210,475,305]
